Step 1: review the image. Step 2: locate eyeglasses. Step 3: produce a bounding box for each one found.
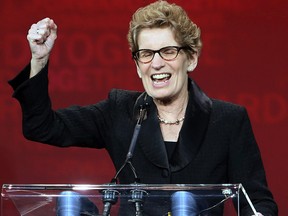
[132,46,191,64]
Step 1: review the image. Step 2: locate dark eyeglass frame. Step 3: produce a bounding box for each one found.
[132,46,192,64]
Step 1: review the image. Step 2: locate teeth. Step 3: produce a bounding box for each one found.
[152,73,170,80]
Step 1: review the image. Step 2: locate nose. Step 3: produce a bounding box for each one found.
[151,53,165,69]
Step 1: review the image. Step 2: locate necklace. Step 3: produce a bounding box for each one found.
[157,115,185,125]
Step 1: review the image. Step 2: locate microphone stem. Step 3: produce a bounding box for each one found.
[135,202,143,216]
[102,202,112,216]
[126,124,141,160]
[111,106,147,183]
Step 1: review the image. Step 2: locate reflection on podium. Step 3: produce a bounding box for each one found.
[1,183,258,215]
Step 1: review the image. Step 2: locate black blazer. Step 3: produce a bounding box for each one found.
[9,63,278,215]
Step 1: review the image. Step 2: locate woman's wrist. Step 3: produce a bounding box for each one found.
[30,57,48,78]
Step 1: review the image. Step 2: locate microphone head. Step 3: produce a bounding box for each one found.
[57,191,81,216]
[171,191,198,216]
[133,92,151,121]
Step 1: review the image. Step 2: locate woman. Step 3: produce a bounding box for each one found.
[9,1,277,215]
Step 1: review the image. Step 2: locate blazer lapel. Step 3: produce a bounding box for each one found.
[138,100,170,169]
[170,79,212,172]
[170,97,210,171]
[134,79,212,172]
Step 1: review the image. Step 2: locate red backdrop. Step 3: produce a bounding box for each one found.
[1,0,287,214]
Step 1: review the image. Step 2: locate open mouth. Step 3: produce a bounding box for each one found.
[151,73,171,83]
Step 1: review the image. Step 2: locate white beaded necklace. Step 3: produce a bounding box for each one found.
[157,115,185,125]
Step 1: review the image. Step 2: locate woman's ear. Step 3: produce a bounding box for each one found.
[187,53,198,72]
[136,64,142,78]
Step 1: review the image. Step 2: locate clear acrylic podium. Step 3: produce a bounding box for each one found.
[1,183,258,215]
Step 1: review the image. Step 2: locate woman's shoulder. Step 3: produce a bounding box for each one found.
[208,99,252,132]
[211,98,245,110]
[210,98,248,118]
[107,89,146,112]
[108,89,142,102]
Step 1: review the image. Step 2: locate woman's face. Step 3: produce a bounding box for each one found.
[135,27,198,102]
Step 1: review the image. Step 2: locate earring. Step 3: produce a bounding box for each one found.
[187,65,193,72]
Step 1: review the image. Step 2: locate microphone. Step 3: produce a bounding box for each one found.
[102,189,119,216]
[111,97,148,184]
[129,189,148,216]
[102,93,149,216]
[171,191,198,216]
[126,104,147,161]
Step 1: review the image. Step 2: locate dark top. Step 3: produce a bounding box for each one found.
[8,63,278,215]
[164,141,177,161]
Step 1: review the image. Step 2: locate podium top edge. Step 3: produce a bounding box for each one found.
[2,183,242,191]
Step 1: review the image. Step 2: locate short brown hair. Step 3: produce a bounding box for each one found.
[127,0,202,55]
